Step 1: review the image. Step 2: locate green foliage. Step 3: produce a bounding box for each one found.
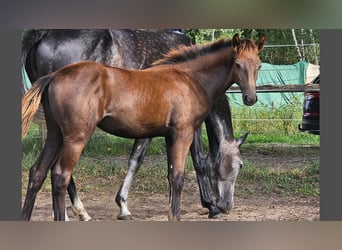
[184,29,241,44]
[183,29,320,64]
[259,29,320,64]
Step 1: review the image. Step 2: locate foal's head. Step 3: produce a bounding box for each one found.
[231,34,265,106]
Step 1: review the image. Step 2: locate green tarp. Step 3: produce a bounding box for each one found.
[228,61,309,107]
[22,67,31,92]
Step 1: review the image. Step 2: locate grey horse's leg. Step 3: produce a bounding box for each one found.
[67,175,92,221]
[190,126,222,218]
[115,138,152,220]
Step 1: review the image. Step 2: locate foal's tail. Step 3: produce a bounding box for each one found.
[21,75,53,138]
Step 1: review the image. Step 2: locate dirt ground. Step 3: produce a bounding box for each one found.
[23,144,320,221]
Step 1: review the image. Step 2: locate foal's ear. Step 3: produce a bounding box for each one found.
[232,33,240,49]
[237,131,249,148]
[256,34,266,51]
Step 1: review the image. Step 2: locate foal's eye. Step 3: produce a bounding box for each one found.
[235,62,242,69]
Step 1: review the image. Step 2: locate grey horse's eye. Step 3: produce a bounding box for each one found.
[239,163,243,169]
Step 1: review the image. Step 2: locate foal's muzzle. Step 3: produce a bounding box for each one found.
[243,94,258,106]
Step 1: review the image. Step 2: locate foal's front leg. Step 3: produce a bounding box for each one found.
[165,130,194,221]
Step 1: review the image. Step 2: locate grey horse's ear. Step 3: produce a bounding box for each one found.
[237,131,249,147]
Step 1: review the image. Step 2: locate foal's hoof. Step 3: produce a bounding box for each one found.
[117,214,133,220]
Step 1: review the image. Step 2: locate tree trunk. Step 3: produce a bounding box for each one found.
[291,29,303,60]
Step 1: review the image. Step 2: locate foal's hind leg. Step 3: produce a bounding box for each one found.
[22,136,62,220]
[51,140,87,221]
[116,138,152,220]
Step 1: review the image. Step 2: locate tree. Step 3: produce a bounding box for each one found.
[240,29,319,64]
[184,29,241,44]
[181,29,319,65]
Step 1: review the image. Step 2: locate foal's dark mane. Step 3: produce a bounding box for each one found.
[153,37,258,66]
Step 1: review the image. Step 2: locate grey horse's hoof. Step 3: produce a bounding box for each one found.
[208,212,223,219]
[79,214,92,221]
[71,206,92,221]
[117,214,133,220]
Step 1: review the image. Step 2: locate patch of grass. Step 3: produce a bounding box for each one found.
[237,160,319,197]
[231,97,320,144]
[69,154,195,194]
[242,143,319,156]
[242,132,319,145]
[22,139,43,171]
[83,130,134,156]
[133,162,169,193]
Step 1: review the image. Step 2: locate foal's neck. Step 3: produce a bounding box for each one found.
[186,48,235,105]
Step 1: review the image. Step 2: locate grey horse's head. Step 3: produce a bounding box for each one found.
[208,132,249,213]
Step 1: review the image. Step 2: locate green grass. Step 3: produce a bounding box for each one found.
[231,96,312,135]
[237,160,319,196]
[24,145,319,197]
[22,126,319,171]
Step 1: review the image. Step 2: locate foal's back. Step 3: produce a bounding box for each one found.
[47,61,209,139]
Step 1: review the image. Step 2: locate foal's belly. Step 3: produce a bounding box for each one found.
[97,115,169,139]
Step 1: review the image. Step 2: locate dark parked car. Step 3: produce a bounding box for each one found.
[298,75,320,135]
